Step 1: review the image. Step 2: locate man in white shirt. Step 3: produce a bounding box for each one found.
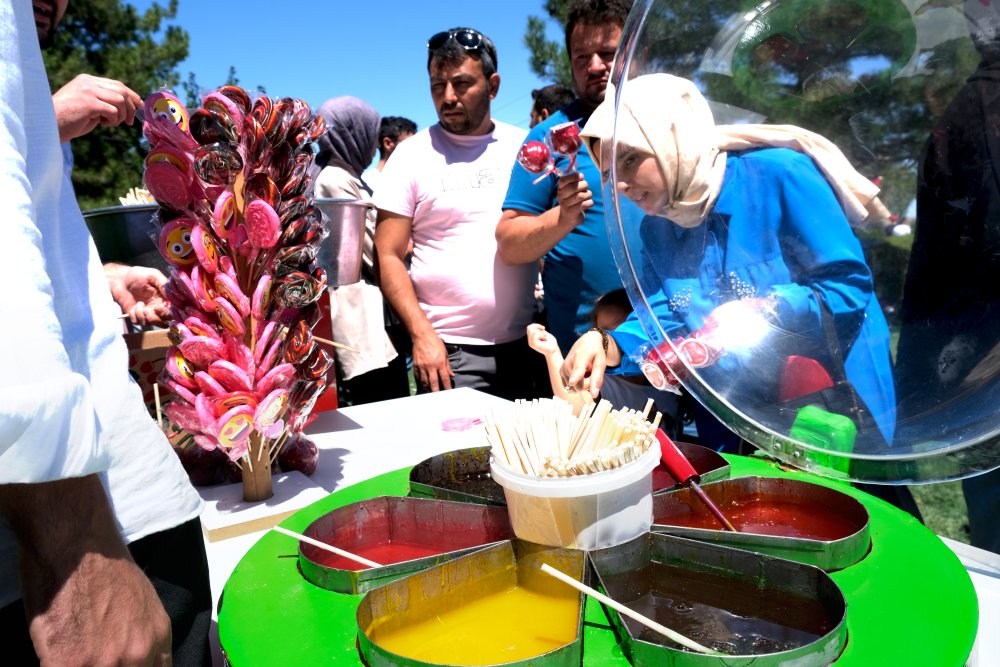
[374,27,546,400]
[0,1,206,664]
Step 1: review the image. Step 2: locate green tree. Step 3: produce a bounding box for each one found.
[42,0,188,210]
[524,0,573,86]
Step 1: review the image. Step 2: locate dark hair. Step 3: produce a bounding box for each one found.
[564,0,633,54]
[379,116,417,144]
[377,116,417,159]
[427,27,498,79]
[532,84,577,115]
[591,288,633,326]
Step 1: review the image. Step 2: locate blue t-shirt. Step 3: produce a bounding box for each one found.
[610,148,897,444]
[502,100,622,352]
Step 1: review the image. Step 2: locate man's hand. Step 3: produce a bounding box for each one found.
[52,74,142,143]
[0,476,172,667]
[411,331,454,392]
[555,172,593,228]
[104,263,171,327]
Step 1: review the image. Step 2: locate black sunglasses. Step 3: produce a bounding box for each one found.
[427,29,485,53]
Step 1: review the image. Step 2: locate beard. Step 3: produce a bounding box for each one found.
[34,1,60,47]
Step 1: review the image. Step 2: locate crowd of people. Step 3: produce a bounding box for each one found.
[5,0,1000,663]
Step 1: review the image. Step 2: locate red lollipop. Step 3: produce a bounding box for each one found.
[549,120,582,156]
[517,141,552,175]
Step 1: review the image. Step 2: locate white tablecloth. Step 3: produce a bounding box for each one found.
[201,388,1000,666]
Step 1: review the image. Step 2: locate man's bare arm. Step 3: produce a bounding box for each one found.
[374,210,453,391]
[0,475,171,667]
[496,172,593,265]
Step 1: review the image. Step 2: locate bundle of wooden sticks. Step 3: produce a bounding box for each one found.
[485,397,661,477]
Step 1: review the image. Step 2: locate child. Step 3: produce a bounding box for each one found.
[528,289,680,433]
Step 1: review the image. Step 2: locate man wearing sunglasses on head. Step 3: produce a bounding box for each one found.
[497,0,632,353]
[374,28,546,400]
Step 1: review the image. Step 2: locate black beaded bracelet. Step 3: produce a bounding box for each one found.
[589,326,610,354]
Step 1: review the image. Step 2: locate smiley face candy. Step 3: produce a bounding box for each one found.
[159,218,196,267]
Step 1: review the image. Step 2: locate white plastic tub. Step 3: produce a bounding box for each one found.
[490,440,660,550]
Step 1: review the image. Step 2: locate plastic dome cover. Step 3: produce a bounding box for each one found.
[601,0,1000,482]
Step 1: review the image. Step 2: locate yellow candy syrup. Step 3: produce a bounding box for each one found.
[370,583,579,665]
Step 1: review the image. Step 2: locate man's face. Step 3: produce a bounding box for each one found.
[429,56,498,136]
[569,22,622,111]
[34,0,68,45]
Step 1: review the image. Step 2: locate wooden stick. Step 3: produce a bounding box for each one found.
[153,383,163,429]
[540,564,719,655]
[312,335,359,354]
[272,526,382,568]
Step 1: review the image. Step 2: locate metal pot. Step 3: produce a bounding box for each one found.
[314,197,373,287]
[82,204,167,272]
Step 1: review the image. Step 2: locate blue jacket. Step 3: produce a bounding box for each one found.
[610,148,897,444]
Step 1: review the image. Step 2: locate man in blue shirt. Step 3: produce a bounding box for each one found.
[497,0,632,353]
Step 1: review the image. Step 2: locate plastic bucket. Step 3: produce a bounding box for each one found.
[314,198,373,286]
[489,440,660,550]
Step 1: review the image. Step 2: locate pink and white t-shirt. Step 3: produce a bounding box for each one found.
[374,120,536,345]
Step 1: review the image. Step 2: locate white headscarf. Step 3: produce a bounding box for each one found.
[581,73,889,227]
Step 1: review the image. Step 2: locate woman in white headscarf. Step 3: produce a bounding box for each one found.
[562,73,897,446]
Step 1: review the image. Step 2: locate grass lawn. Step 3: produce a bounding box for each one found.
[911,481,971,543]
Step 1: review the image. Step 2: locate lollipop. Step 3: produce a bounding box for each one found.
[516,141,554,184]
[158,218,196,268]
[549,120,582,159]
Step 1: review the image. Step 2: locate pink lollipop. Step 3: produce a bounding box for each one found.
[145,145,194,210]
[189,265,216,312]
[255,334,284,380]
[195,370,226,397]
[251,272,273,320]
[191,224,219,274]
[214,296,245,337]
[254,388,289,437]
[218,255,237,281]
[170,322,193,344]
[164,400,201,432]
[244,199,281,249]
[164,347,197,389]
[215,406,254,455]
[212,191,237,240]
[253,321,278,367]
[179,335,226,368]
[224,335,255,374]
[143,90,197,150]
[209,360,254,393]
[163,378,197,405]
[214,273,250,318]
[194,434,218,452]
[159,218,196,267]
[195,392,218,426]
[184,315,221,341]
[257,362,295,396]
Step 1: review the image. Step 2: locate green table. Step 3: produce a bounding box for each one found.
[218,455,978,665]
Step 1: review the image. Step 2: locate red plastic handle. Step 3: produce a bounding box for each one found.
[656,429,699,486]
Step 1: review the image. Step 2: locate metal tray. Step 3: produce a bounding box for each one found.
[409,446,506,505]
[651,440,730,494]
[298,496,513,594]
[410,441,729,506]
[651,476,871,571]
[589,532,847,666]
[358,540,586,667]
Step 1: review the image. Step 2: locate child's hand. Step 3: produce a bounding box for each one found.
[527,323,560,356]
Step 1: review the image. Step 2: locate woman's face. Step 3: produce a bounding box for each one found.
[614,146,668,215]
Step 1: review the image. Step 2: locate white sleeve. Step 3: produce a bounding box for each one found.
[0,0,108,482]
[371,139,417,219]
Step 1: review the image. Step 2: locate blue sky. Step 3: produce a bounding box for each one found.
[129,0,564,136]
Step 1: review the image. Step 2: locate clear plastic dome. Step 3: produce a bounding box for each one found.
[601,0,1000,482]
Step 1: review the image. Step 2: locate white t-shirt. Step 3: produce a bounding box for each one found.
[374,121,536,345]
[0,0,202,606]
